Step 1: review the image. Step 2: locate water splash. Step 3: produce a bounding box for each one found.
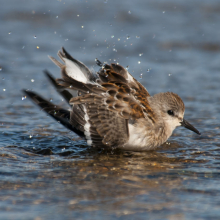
[22,96,27,100]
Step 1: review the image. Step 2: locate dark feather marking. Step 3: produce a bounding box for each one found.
[23,90,85,137]
[44,70,73,104]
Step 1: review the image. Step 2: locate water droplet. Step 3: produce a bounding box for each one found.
[136,36,140,39]
[3,89,6,91]
[54,31,57,34]
[168,73,172,76]
[118,38,120,41]
[22,46,25,49]
[163,11,165,13]
[128,11,131,14]
[126,66,129,70]
[50,98,53,102]
[69,85,73,88]
[81,26,84,28]
[110,24,112,26]
[22,96,26,100]
[147,69,150,72]
[0,67,2,71]
[139,53,143,56]
[33,35,37,39]
[169,49,172,52]
[65,39,68,41]
[113,48,117,52]
[8,32,11,35]
[2,77,4,80]
[138,61,141,64]
[56,16,58,18]
[111,35,114,38]
[126,36,130,40]
[77,14,79,17]
[29,135,33,138]
[36,46,39,49]
[139,73,143,79]
[31,79,35,82]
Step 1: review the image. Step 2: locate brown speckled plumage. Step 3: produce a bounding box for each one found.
[23,47,200,151]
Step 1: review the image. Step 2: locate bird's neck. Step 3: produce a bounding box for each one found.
[151,121,173,146]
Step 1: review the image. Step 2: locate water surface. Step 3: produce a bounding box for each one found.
[0,0,220,219]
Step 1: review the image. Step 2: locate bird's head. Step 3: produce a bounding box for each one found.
[149,92,200,135]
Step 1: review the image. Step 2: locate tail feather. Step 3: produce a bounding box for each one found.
[44,70,73,105]
[23,90,85,138]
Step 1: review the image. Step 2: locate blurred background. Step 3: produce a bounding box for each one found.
[0,0,220,219]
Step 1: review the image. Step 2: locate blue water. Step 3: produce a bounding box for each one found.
[0,0,220,219]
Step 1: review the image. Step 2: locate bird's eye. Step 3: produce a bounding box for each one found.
[167,110,174,116]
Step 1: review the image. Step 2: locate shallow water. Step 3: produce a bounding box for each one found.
[1,0,220,219]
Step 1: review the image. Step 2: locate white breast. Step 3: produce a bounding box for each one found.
[124,124,152,150]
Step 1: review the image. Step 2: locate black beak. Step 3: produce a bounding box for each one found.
[180,119,201,135]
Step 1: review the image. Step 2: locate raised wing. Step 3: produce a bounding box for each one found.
[45,48,155,147]
[69,62,155,121]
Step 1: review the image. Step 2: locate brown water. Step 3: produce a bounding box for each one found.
[0,0,220,219]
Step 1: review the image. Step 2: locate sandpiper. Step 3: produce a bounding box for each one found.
[23,47,200,151]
